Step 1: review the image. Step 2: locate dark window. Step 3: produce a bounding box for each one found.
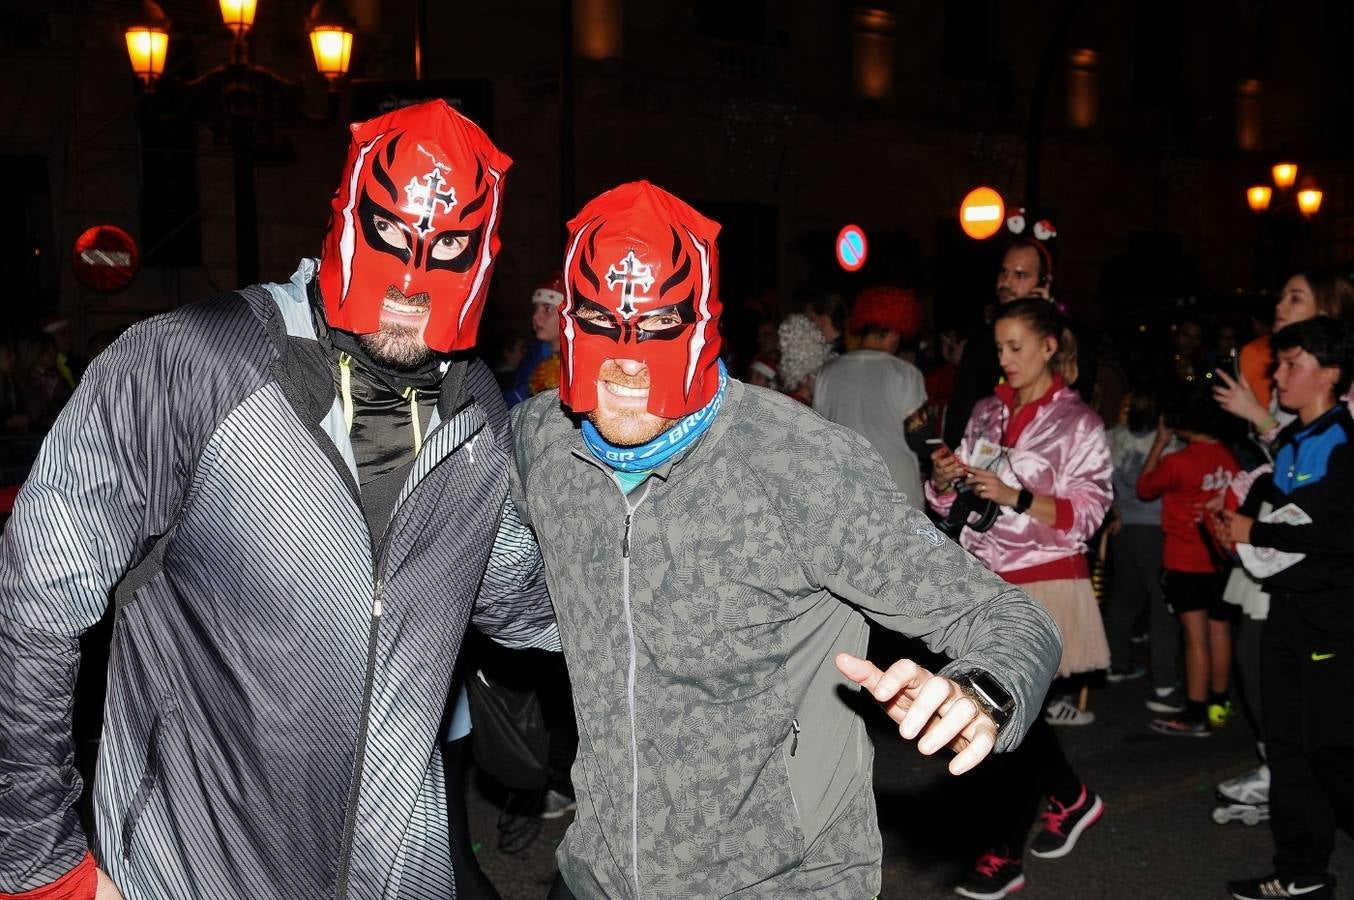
[0,156,54,325]
[942,0,995,79]
[693,0,769,44]
[1132,0,1184,107]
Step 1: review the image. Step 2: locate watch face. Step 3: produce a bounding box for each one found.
[967,672,1015,713]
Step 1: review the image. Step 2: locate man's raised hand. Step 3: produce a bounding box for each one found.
[835,653,998,776]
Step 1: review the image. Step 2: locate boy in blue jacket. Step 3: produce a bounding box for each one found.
[1220,317,1354,900]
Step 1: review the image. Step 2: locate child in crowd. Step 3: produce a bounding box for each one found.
[1137,385,1241,737]
[1222,317,1354,900]
[1104,386,1182,709]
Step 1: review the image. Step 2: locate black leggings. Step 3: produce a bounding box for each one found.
[974,697,1083,854]
[444,734,504,900]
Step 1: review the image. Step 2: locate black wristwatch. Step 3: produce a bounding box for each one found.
[1013,488,1034,515]
[953,670,1016,732]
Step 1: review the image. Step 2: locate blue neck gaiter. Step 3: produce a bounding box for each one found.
[582,361,728,473]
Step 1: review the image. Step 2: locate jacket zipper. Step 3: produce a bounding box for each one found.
[616,478,651,900]
[333,539,394,900]
[334,414,460,900]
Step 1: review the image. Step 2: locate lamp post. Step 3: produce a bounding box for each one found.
[124,0,354,286]
[1246,159,1324,287]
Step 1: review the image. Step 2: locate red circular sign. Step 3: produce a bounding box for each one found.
[72,225,140,292]
[836,224,868,272]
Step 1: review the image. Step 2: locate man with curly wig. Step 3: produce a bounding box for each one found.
[814,286,929,505]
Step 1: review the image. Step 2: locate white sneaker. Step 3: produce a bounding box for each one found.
[1044,698,1096,726]
[1217,765,1270,805]
[538,788,577,820]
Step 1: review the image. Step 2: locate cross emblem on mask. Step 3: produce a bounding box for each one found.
[405,164,458,237]
[606,250,655,319]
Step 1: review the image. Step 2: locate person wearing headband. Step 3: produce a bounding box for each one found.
[944,236,1098,449]
[510,180,1062,900]
[0,100,555,900]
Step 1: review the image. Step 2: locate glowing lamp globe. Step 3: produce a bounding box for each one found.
[1246,185,1272,213]
[1271,162,1298,190]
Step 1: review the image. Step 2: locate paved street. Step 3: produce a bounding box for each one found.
[466,633,1354,899]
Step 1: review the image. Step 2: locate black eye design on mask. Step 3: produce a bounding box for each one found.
[426,227,481,273]
[571,297,620,336]
[632,297,695,342]
[360,188,482,273]
[359,191,413,264]
[569,295,694,343]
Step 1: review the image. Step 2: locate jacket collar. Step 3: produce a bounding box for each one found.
[995,373,1065,446]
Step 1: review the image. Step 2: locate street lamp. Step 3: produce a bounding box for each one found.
[219,0,258,37]
[1244,160,1321,219]
[1246,185,1272,213]
[1271,162,1298,190]
[1246,159,1325,288]
[1294,175,1326,217]
[124,1,170,88]
[122,0,355,285]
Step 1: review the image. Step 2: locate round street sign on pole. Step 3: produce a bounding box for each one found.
[836,224,868,272]
[72,225,140,292]
[959,187,1005,240]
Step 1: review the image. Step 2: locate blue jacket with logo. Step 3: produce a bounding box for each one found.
[1243,406,1354,594]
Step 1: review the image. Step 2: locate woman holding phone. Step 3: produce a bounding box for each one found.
[926,297,1112,900]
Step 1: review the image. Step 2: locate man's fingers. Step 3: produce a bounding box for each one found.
[949,725,997,775]
[834,653,884,692]
[917,697,977,755]
[872,659,925,704]
[900,675,952,740]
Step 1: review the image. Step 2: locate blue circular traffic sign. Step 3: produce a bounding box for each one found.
[836,224,868,272]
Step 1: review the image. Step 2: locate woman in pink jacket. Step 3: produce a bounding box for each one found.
[927,297,1112,900]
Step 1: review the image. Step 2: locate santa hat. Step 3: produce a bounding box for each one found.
[532,272,566,308]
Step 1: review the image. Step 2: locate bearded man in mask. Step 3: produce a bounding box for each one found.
[509,181,1062,900]
[0,100,555,900]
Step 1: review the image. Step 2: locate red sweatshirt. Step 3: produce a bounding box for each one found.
[1137,440,1239,573]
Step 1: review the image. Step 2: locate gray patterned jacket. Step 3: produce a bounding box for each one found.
[512,380,1061,899]
[0,260,556,899]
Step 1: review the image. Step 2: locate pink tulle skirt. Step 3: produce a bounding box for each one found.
[1022,578,1109,677]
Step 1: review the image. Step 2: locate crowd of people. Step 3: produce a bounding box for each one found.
[1,98,1352,900]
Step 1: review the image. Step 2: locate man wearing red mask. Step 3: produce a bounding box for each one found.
[510,181,1062,899]
[0,100,555,900]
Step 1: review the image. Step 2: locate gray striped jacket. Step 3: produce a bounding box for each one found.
[0,259,556,899]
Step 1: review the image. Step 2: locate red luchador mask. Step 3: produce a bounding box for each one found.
[317,99,512,353]
[559,181,722,419]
